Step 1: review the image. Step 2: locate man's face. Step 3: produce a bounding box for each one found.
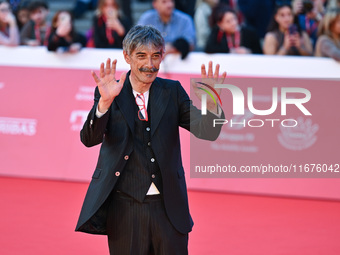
[124,44,163,85]
[153,0,174,17]
[30,7,48,25]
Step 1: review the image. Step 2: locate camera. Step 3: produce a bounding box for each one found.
[288,24,298,35]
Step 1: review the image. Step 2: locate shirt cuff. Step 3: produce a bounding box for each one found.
[96,105,108,118]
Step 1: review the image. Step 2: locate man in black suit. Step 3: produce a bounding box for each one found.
[75,25,226,254]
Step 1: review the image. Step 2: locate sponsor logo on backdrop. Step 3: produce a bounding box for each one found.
[75,86,95,101]
[70,110,88,131]
[0,117,37,136]
[278,117,319,150]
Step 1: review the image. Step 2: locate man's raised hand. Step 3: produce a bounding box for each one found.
[192,61,227,115]
[92,58,126,113]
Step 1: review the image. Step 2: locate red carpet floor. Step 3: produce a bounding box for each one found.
[0,177,340,255]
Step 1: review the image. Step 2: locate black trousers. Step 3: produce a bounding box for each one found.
[106,191,188,255]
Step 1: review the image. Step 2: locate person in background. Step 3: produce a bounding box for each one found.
[8,0,20,12]
[14,0,29,31]
[138,0,196,59]
[327,0,340,8]
[20,0,50,46]
[194,0,219,51]
[72,0,97,19]
[263,3,313,55]
[72,0,133,29]
[315,8,340,61]
[47,10,87,53]
[238,0,276,39]
[90,0,130,48]
[174,0,196,17]
[205,4,262,54]
[292,0,325,48]
[293,0,326,16]
[0,0,19,46]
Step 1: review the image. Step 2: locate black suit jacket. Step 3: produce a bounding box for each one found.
[75,72,223,235]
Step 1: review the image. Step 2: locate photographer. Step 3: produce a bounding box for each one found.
[47,10,86,53]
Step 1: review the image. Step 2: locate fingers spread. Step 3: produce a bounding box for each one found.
[99,62,105,78]
[201,64,207,78]
[208,61,213,77]
[91,70,101,84]
[220,71,227,83]
[105,58,111,75]
[214,64,220,79]
[111,59,117,76]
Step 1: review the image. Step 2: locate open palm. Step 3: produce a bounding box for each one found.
[192,61,227,113]
[92,58,126,110]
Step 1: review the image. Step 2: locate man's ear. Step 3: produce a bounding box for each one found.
[123,50,131,64]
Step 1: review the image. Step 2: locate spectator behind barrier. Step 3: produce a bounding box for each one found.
[8,0,20,12]
[237,0,275,39]
[327,0,340,9]
[315,8,340,61]
[194,0,220,51]
[263,3,313,55]
[88,0,130,48]
[20,0,50,46]
[47,10,87,53]
[293,0,326,16]
[205,4,262,54]
[138,0,196,59]
[174,0,196,17]
[72,0,97,19]
[292,0,325,48]
[14,0,29,31]
[0,0,19,46]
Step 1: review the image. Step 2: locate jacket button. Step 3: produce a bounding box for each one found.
[115,171,120,176]
[146,127,150,131]
[151,174,155,179]
[90,120,93,126]
[124,155,129,160]
[147,142,151,146]
[151,158,155,162]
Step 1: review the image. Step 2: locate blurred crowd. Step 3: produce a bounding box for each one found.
[0,0,339,61]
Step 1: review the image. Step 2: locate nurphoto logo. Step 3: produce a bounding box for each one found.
[196,81,311,128]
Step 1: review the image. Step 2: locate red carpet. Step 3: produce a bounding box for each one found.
[0,177,339,255]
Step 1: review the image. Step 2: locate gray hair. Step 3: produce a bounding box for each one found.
[123,25,165,55]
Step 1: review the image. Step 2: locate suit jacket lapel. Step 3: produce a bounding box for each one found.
[149,78,170,137]
[115,71,135,134]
